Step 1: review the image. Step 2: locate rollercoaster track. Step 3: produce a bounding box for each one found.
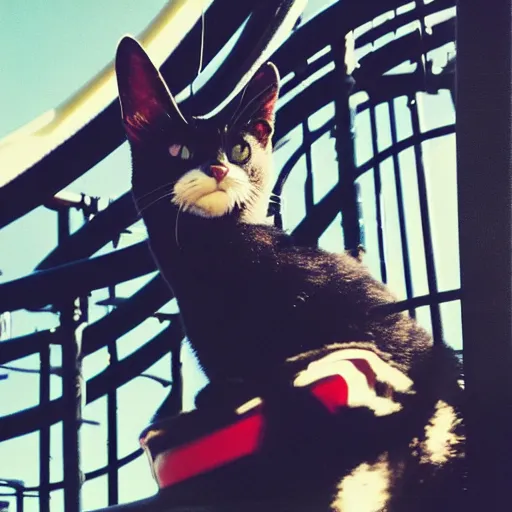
[23,2,454,279]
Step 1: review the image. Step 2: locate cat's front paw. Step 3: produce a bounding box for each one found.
[293,348,415,417]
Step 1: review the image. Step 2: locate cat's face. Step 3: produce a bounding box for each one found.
[115,37,280,223]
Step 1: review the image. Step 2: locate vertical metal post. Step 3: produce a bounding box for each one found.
[303,120,315,217]
[106,288,118,505]
[57,207,84,512]
[388,100,415,317]
[332,36,363,255]
[106,345,119,505]
[15,487,23,512]
[411,0,444,342]
[408,97,443,343]
[368,104,388,282]
[39,346,51,512]
[457,0,512,509]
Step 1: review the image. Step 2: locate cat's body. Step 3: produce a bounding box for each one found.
[145,211,437,391]
[116,37,465,511]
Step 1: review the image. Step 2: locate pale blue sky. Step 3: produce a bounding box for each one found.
[0,1,458,511]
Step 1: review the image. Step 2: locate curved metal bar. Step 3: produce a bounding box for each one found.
[32,2,452,276]
[372,289,461,318]
[0,330,55,365]
[0,0,214,223]
[275,58,453,145]
[0,0,305,229]
[0,322,183,441]
[0,242,155,313]
[188,0,307,116]
[157,0,258,105]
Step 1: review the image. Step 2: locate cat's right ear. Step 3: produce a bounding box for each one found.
[115,36,187,142]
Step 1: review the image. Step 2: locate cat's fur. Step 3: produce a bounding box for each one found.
[116,37,465,511]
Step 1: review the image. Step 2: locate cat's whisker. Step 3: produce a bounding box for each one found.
[175,202,184,248]
[231,82,278,127]
[225,176,247,185]
[134,181,177,202]
[228,82,250,126]
[137,192,175,215]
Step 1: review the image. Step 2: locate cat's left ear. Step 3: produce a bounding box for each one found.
[115,36,187,142]
[233,62,280,146]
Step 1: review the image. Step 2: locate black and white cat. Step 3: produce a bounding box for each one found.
[116,36,465,512]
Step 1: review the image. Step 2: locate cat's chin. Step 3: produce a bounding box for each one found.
[183,193,272,224]
[185,191,237,218]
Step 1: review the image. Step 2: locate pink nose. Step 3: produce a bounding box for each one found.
[210,164,229,182]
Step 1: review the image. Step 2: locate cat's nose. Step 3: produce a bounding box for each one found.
[209,164,229,183]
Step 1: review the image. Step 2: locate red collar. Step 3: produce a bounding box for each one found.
[140,357,376,489]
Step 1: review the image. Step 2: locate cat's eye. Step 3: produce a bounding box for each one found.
[169,144,192,160]
[229,142,251,164]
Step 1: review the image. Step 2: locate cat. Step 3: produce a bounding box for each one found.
[115,36,465,512]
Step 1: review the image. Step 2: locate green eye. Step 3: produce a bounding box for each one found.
[180,145,192,160]
[169,144,192,160]
[230,142,251,163]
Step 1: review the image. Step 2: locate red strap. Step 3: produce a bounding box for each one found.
[143,360,376,489]
[153,411,264,488]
